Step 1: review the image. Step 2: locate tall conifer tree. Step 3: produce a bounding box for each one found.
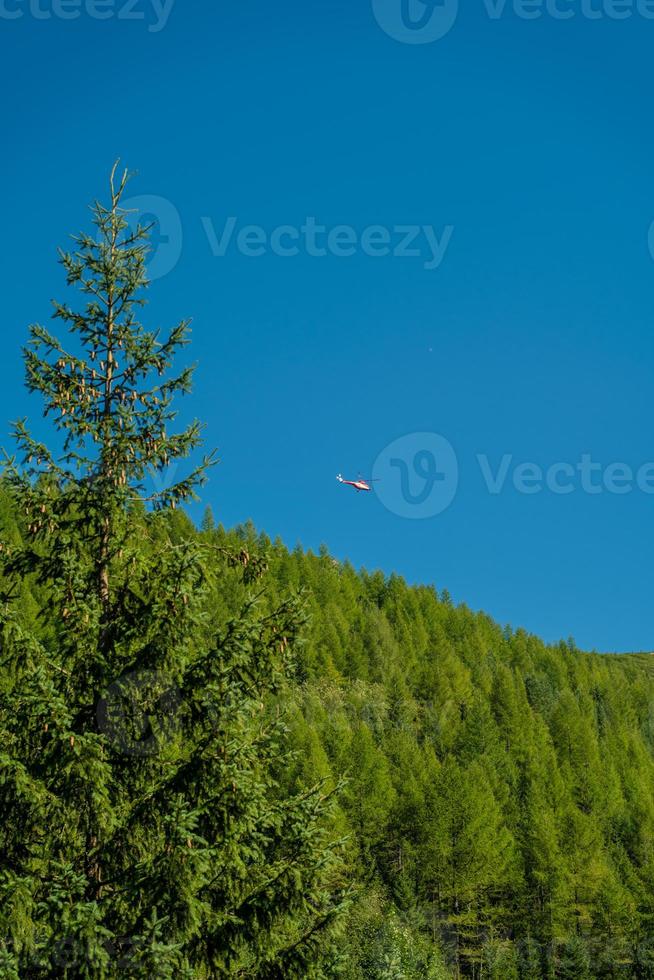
[0,165,349,978]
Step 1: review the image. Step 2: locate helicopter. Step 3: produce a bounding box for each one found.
[336,473,378,493]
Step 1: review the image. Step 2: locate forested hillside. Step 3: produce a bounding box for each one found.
[201,516,654,979]
[5,487,654,978]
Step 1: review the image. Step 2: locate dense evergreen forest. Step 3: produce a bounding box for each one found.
[3,168,654,977]
[215,520,654,979]
[5,494,654,977]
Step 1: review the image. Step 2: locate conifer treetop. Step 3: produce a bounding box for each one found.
[8,161,216,511]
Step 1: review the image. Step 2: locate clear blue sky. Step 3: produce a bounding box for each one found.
[2,0,654,652]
